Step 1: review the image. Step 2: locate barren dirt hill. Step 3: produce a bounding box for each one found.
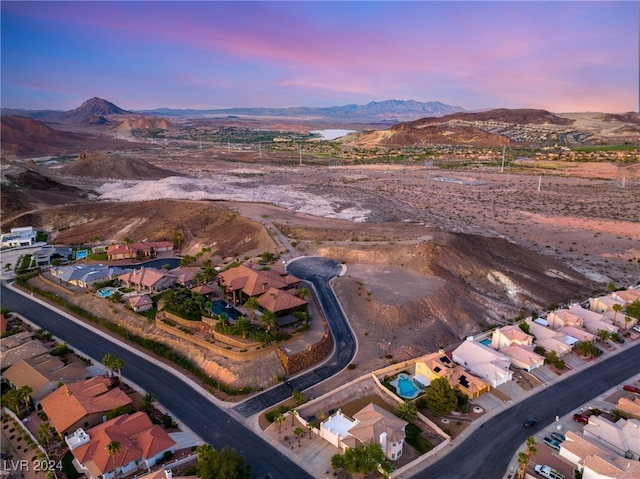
[58,150,182,180]
[34,200,274,258]
[314,231,595,354]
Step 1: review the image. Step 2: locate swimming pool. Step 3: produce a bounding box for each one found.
[480,338,491,347]
[210,299,242,320]
[97,287,118,298]
[391,373,421,399]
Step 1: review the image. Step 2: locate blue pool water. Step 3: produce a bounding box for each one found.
[392,373,420,399]
[480,338,491,347]
[210,299,242,320]
[97,288,116,298]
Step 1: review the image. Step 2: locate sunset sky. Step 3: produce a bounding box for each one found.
[1,1,637,113]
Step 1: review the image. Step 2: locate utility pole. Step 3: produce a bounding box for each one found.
[501,145,505,173]
[538,175,542,193]
[299,144,302,166]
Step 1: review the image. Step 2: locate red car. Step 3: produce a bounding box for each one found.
[573,413,589,424]
[623,385,640,394]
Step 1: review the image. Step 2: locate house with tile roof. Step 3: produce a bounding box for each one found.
[569,304,619,334]
[118,267,177,293]
[40,376,133,437]
[547,309,584,329]
[451,339,513,388]
[612,288,640,306]
[489,325,545,371]
[583,416,640,460]
[525,319,573,357]
[67,412,176,479]
[256,287,307,317]
[51,264,131,289]
[217,265,300,305]
[129,295,154,313]
[560,430,640,478]
[0,336,49,368]
[107,241,173,261]
[414,351,490,399]
[319,403,407,461]
[3,355,89,403]
[556,326,597,344]
[589,295,626,314]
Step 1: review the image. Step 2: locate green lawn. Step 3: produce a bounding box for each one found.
[61,451,81,479]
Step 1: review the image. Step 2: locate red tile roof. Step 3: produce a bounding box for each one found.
[256,287,307,314]
[40,377,133,434]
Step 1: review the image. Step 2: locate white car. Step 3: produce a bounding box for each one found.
[633,325,640,334]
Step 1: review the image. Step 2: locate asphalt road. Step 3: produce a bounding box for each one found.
[233,256,357,417]
[410,340,640,478]
[0,283,312,479]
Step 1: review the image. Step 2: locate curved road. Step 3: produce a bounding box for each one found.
[0,284,312,479]
[233,256,357,417]
[412,341,640,478]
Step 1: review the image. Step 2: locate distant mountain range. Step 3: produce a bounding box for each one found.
[2,97,466,123]
[139,99,467,122]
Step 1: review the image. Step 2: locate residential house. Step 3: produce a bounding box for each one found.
[40,376,133,437]
[67,412,176,479]
[560,431,640,479]
[490,325,544,372]
[118,267,177,293]
[616,397,640,421]
[1,226,37,248]
[129,295,154,313]
[414,351,490,399]
[569,304,619,334]
[547,309,584,329]
[190,284,216,298]
[107,241,173,261]
[51,264,131,289]
[451,339,513,388]
[612,288,640,306]
[583,416,640,460]
[525,319,573,357]
[319,403,407,461]
[0,338,49,369]
[556,326,597,344]
[3,355,89,403]
[169,267,198,287]
[217,265,300,305]
[590,295,626,314]
[256,287,307,317]
[34,246,74,267]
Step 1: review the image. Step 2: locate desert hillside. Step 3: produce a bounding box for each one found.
[57,150,182,180]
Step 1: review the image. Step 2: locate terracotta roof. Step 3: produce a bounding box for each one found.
[498,325,532,344]
[129,295,153,308]
[257,287,307,314]
[40,377,133,434]
[616,397,640,419]
[72,412,175,477]
[191,284,216,295]
[501,345,545,368]
[218,265,299,297]
[450,365,490,394]
[118,267,171,288]
[3,355,89,398]
[348,403,407,445]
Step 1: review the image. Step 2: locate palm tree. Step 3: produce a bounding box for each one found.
[112,356,125,380]
[288,406,296,426]
[516,451,529,479]
[596,329,611,344]
[244,297,260,321]
[612,303,622,325]
[294,427,305,447]
[274,413,286,433]
[38,423,53,447]
[395,401,418,422]
[260,310,277,333]
[624,315,633,330]
[2,389,22,414]
[19,385,33,414]
[141,393,156,411]
[296,287,310,299]
[106,440,122,479]
[102,353,117,378]
[235,316,252,340]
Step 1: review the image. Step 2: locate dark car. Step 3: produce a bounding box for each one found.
[543,436,561,451]
[611,335,625,344]
[573,413,589,424]
[550,431,566,442]
[623,384,640,394]
[524,417,538,428]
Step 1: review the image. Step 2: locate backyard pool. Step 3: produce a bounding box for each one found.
[96,287,119,298]
[480,338,491,347]
[210,299,242,320]
[391,373,422,399]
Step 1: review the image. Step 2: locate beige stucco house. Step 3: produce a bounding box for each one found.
[451,339,512,388]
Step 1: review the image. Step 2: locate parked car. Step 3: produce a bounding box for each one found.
[633,325,640,333]
[535,464,565,479]
[524,417,538,428]
[611,334,625,344]
[573,413,589,424]
[550,431,566,442]
[543,436,561,451]
[623,384,640,394]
